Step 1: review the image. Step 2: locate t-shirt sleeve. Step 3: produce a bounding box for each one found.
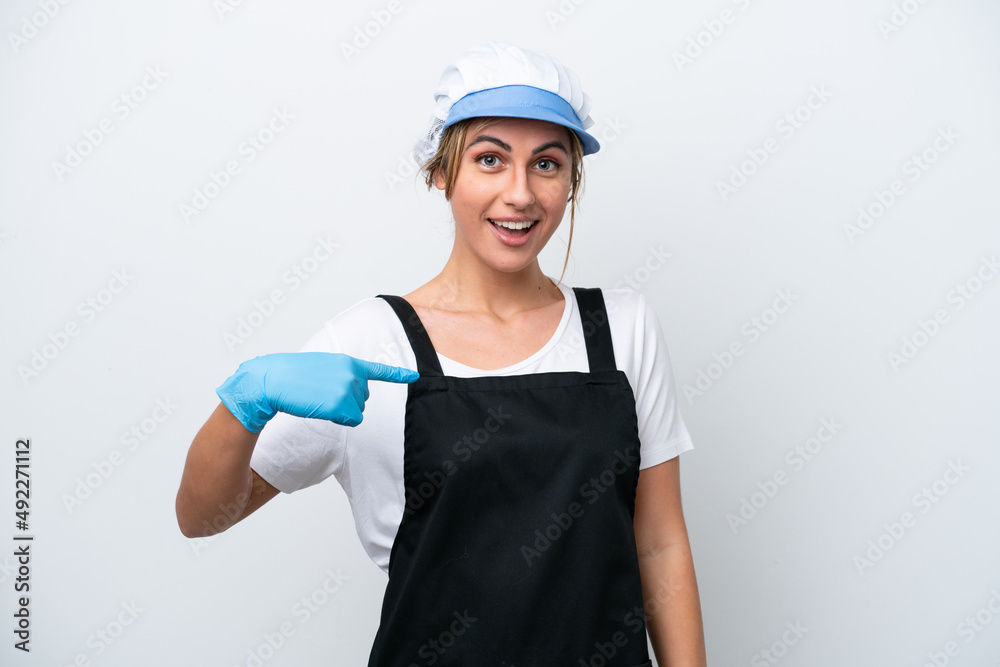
[249,323,350,493]
[631,292,695,470]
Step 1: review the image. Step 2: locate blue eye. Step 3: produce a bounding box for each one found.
[537,159,555,171]
[479,154,500,167]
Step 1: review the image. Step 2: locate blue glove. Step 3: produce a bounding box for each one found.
[216,352,420,433]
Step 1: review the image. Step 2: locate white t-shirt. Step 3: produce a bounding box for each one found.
[250,282,694,572]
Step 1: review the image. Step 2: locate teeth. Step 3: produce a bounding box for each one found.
[491,219,535,230]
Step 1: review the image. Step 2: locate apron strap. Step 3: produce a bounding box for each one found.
[376,295,444,377]
[572,287,617,373]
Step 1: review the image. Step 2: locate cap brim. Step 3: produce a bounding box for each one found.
[444,85,600,156]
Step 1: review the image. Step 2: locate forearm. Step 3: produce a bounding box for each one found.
[639,542,707,667]
[175,402,260,537]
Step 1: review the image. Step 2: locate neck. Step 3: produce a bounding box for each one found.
[430,245,562,319]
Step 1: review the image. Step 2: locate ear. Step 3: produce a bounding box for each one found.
[432,167,446,192]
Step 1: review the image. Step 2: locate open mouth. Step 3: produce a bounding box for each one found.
[489,219,537,239]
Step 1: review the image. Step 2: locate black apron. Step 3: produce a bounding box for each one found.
[370,287,650,666]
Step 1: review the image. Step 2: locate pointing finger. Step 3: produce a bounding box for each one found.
[356,359,420,384]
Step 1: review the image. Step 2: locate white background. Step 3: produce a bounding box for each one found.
[2,1,999,666]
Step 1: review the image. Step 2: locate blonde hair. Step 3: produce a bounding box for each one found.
[420,117,586,286]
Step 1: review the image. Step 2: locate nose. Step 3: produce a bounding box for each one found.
[500,164,536,209]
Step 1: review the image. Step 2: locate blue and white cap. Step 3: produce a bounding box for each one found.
[414,41,600,164]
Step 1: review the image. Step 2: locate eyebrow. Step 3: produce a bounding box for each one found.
[466,135,570,157]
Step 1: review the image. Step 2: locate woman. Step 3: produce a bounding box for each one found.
[176,42,706,666]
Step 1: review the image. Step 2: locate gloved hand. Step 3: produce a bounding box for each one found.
[216,352,420,433]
